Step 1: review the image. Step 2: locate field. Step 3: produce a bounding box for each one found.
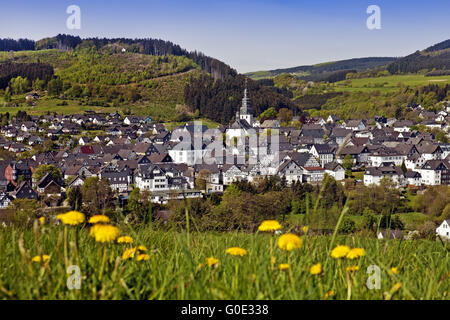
[333,75,450,93]
[0,217,448,300]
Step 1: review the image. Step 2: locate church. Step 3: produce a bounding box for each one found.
[226,84,256,139]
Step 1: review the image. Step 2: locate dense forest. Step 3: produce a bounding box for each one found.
[0,38,35,51]
[184,74,298,124]
[0,62,54,90]
[387,39,450,74]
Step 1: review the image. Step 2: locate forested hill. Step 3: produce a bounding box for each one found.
[246,57,397,81]
[387,39,450,75]
[0,34,297,124]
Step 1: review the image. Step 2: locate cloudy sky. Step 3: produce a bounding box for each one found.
[1,0,449,73]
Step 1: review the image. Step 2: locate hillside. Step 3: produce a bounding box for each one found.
[246,57,397,81]
[387,39,450,75]
[0,35,297,124]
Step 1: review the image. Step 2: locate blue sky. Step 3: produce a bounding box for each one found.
[0,0,449,73]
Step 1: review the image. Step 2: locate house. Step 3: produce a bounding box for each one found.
[404,170,422,187]
[100,167,132,192]
[260,119,280,128]
[344,120,366,131]
[0,192,12,209]
[277,159,303,185]
[310,144,334,167]
[324,162,345,181]
[36,173,62,196]
[327,115,340,123]
[11,181,38,200]
[436,219,450,239]
[418,160,450,186]
[78,136,90,146]
[67,175,85,188]
[222,164,248,185]
[123,116,140,126]
[377,230,403,239]
[364,166,404,186]
[392,120,413,132]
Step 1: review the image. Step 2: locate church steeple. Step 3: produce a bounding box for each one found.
[238,78,253,126]
[240,78,251,115]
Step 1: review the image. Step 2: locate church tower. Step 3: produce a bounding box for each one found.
[237,79,253,126]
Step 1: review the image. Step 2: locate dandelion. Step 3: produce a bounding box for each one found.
[258,220,282,232]
[324,290,335,299]
[57,211,85,226]
[89,215,110,224]
[206,257,219,267]
[117,236,134,244]
[346,265,359,272]
[91,224,120,243]
[31,255,50,263]
[302,226,308,234]
[38,217,45,225]
[226,247,247,256]
[278,233,302,251]
[384,282,403,300]
[346,248,365,260]
[89,224,101,237]
[310,263,322,275]
[122,248,136,260]
[389,267,400,275]
[137,254,150,261]
[392,282,402,292]
[278,263,290,271]
[331,245,350,259]
[136,245,148,253]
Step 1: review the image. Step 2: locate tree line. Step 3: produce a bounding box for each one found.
[184,74,298,124]
[0,62,54,90]
[0,38,35,51]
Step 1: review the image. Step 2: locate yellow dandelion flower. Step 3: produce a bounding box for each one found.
[346,248,366,260]
[136,254,150,261]
[117,236,134,244]
[346,265,359,272]
[389,267,400,275]
[258,220,282,232]
[206,257,219,267]
[310,263,322,275]
[89,224,101,237]
[392,282,402,293]
[278,264,290,271]
[57,211,85,226]
[91,224,120,243]
[278,233,302,251]
[31,255,50,263]
[302,226,308,234]
[324,290,335,299]
[331,245,350,258]
[89,215,110,224]
[226,247,247,256]
[38,217,45,225]
[122,248,136,260]
[137,245,148,253]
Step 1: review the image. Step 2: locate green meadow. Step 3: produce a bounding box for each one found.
[0,221,448,300]
[334,75,450,93]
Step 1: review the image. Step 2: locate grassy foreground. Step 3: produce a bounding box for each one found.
[0,222,448,300]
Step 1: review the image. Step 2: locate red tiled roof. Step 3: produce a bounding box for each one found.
[80,146,95,154]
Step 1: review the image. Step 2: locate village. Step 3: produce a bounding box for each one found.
[0,89,450,238]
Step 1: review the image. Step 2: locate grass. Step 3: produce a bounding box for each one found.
[334,75,450,93]
[0,220,448,300]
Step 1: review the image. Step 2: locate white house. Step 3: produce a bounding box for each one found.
[436,219,450,239]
